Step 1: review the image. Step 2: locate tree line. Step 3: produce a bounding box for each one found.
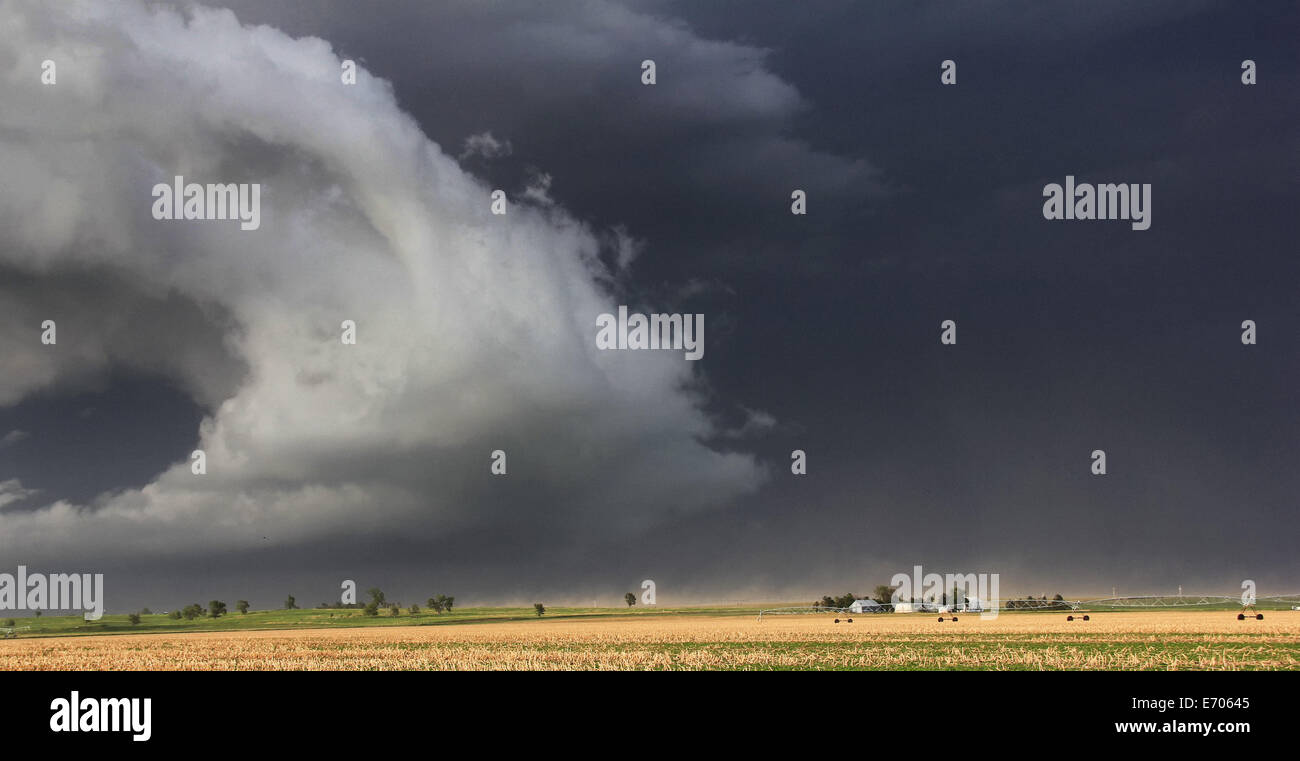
[118,588,458,624]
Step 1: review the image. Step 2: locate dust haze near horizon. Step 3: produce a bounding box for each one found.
[0,0,1296,613]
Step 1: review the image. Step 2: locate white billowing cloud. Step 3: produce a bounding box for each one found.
[459,131,512,161]
[0,479,38,510]
[0,0,765,563]
[521,171,555,207]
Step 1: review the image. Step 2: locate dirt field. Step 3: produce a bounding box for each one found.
[3,611,1298,670]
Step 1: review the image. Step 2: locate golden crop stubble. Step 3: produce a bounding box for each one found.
[1,611,1297,670]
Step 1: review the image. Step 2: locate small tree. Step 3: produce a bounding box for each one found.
[209,600,227,618]
[182,603,203,621]
[389,604,400,617]
[427,597,443,614]
[534,603,545,617]
[367,588,386,606]
[624,593,637,607]
[409,603,420,614]
[443,595,455,613]
[284,595,297,610]
[168,609,183,620]
[363,601,380,617]
[872,585,898,604]
[236,600,249,614]
[127,613,141,626]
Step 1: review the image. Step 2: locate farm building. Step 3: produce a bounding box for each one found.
[848,599,883,613]
[894,598,983,613]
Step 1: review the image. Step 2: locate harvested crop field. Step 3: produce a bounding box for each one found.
[3,611,1298,670]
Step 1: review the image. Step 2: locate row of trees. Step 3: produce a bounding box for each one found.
[156,600,235,622]
[119,589,461,623]
[1003,594,1070,610]
[813,593,860,609]
[355,589,456,617]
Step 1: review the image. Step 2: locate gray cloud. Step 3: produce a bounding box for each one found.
[0,430,29,447]
[215,0,886,273]
[0,0,765,569]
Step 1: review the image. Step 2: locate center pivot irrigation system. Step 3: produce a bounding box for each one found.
[757,594,1300,622]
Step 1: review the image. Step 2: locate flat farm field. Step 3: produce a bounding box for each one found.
[3,610,1299,670]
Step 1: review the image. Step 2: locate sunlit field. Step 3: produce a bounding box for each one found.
[3,610,1298,670]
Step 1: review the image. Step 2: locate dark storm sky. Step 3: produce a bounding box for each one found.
[1,0,1296,610]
